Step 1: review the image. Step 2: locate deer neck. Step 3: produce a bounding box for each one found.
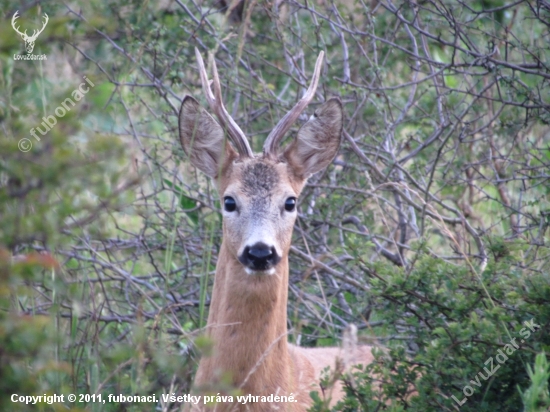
[196,240,292,394]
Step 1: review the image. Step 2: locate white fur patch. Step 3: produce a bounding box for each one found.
[244,267,276,276]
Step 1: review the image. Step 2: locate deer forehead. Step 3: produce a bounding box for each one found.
[221,158,303,201]
[241,162,279,197]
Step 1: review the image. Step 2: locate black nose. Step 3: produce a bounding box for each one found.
[239,242,280,271]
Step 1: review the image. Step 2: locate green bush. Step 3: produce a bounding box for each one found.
[310,241,549,411]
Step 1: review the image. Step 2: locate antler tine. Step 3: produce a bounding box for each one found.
[11,11,26,36]
[37,14,49,36]
[194,47,254,158]
[263,51,324,160]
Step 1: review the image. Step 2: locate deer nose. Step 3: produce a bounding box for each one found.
[239,242,280,271]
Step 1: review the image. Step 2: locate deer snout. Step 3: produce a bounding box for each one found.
[239,242,280,272]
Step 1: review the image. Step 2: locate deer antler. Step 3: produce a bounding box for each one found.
[11,12,48,41]
[12,11,48,54]
[195,47,254,158]
[11,11,26,38]
[263,52,324,160]
[31,13,49,40]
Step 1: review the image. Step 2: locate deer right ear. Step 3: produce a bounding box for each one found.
[178,96,236,178]
[282,98,343,179]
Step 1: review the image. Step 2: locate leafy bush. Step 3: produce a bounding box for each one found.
[310,239,549,411]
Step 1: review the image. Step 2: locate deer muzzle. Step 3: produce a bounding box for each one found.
[239,242,280,273]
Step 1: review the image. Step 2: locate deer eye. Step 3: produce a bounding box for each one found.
[284,197,296,212]
[224,196,237,212]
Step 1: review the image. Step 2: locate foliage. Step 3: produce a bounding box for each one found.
[309,245,549,411]
[0,0,548,411]
[520,353,550,412]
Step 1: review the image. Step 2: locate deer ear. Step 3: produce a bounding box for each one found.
[282,97,343,179]
[178,96,236,178]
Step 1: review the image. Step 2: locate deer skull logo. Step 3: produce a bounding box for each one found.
[11,11,49,54]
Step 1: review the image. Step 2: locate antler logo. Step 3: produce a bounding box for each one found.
[11,11,49,54]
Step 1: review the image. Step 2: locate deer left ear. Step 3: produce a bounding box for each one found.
[282,97,343,179]
[178,96,237,179]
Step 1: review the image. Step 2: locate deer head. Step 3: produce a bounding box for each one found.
[178,49,343,275]
[12,11,49,54]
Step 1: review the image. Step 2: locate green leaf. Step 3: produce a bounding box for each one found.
[163,178,199,224]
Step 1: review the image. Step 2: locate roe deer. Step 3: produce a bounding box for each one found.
[178,48,374,411]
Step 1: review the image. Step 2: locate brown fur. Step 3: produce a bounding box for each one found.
[179,95,373,411]
[179,96,237,179]
[283,99,343,179]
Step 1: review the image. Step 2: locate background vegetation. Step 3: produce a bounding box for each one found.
[0,0,549,411]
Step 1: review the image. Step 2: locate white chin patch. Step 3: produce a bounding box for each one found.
[245,267,275,276]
